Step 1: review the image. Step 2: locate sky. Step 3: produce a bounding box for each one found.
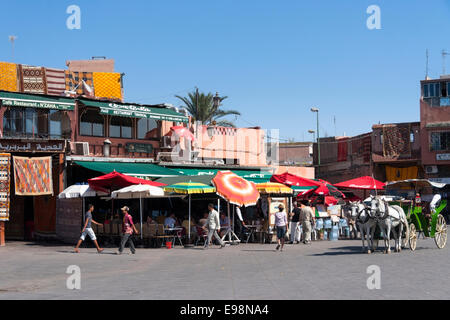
[1,0,450,142]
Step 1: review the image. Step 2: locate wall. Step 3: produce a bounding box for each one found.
[194,125,267,166]
[66,59,115,73]
[278,143,313,165]
[420,98,450,167]
[274,165,315,179]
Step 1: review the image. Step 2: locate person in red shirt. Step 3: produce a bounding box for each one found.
[117,206,139,255]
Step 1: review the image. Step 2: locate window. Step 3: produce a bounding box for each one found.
[2,107,67,138]
[110,116,132,139]
[80,109,104,137]
[430,131,450,151]
[137,118,158,139]
[49,110,71,139]
[423,84,429,97]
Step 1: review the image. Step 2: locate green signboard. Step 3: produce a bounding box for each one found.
[126,143,153,154]
[79,99,188,122]
[0,91,75,110]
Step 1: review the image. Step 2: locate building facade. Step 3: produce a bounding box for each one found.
[420,77,450,183]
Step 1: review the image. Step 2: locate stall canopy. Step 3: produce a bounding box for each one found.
[385,179,446,190]
[75,161,180,179]
[155,175,214,186]
[334,176,385,190]
[88,171,166,193]
[173,168,273,183]
[78,98,189,123]
[255,182,293,194]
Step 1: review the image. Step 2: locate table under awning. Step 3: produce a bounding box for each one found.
[74,161,181,179]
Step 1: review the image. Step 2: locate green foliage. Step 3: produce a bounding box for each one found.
[175,89,240,127]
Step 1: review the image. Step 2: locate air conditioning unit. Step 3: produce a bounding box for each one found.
[425,166,438,174]
[73,142,89,156]
[162,136,172,149]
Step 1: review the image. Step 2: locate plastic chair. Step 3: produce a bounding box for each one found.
[195,226,208,246]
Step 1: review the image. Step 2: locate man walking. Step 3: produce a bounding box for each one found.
[289,201,301,244]
[74,204,104,253]
[300,200,315,244]
[203,203,225,249]
[117,206,139,255]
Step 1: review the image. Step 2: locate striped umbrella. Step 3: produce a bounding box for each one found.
[256,182,293,194]
[164,182,216,245]
[164,182,215,194]
[212,171,260,207]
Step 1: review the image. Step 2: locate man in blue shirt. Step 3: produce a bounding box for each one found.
[74,204,104,253]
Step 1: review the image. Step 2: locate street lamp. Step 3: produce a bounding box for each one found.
[308,129,315,142]
[310,107,320,178]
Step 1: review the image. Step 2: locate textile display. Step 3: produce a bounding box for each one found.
[19,65,47,94]
[0,154,11,222]
[0,62,18,92]
[385,166,418,182]
[13,156,53,196]
[382,124,411,158]
[65,71,94,95]
[92,72,122,100]
[45,68,66,96]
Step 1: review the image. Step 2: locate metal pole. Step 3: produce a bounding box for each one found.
[227,202,231,242]
[316,111,320,178]
[140,195,143,240]
[188,194,191,242]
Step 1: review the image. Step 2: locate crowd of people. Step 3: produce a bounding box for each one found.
[73,199,323,254]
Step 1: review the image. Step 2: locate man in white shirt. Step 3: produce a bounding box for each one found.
[203,204,225,249]
[164,213,177,228]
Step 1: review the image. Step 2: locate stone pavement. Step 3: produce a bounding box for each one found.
[0,238,449,300]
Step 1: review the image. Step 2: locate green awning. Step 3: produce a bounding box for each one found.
[78,98,188,123]
[0,91,75,110]
[168,167,273,183]
[74,161,181,179]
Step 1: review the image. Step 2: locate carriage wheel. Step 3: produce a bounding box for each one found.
[434,214,447,249]
[409,223,417,251]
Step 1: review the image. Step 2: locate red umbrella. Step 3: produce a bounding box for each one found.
[334,176,385,190]
[167,126,195,141]
[270,172,321,188]
[212,171,260,207]
[88,171,166,194]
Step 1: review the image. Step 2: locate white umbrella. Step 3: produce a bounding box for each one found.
[111,184,165,239]
[58,184,98,199]
[58,184,105,222]
[111,184,165,199]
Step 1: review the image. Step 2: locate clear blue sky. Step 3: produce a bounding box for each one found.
[1,0,449,142]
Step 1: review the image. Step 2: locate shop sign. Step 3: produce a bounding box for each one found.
[436,153,450,161]
[126,143,153,154]
[0,141,65,153]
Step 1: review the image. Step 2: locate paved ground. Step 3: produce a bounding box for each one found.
[0,238,449,300]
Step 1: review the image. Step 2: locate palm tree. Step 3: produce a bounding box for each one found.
[175,89,241,127]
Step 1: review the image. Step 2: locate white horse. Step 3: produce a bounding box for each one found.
[349,201,377,254]
[368,196,409,254]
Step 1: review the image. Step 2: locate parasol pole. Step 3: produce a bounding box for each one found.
[188,193,191,242]
[227,201,231,242]
[139,194,143,240]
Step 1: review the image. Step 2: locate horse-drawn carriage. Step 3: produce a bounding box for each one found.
[389,198,447,250]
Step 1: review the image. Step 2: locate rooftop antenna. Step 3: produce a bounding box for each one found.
[425,49,429,79]
[8,35,17,62]
[442,49,450,75]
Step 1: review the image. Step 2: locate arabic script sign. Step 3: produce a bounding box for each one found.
[0,140,66,153]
